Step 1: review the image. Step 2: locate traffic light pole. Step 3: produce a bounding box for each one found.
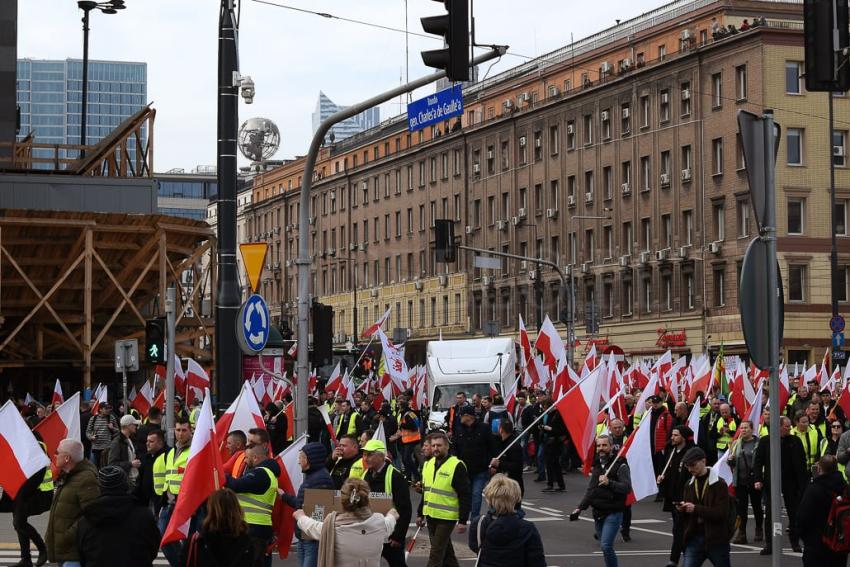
[457,244,574,368]
[165,286,176,447]
[294,46,507,436]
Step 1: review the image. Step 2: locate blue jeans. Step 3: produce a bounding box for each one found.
[594,512,623,567]
[158,504,181,567]
[59,563,82,567]
[683,533,731,567]
[297,539,319,567]
[470,471,489,523]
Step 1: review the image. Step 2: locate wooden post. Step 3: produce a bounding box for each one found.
[83,228,93,391]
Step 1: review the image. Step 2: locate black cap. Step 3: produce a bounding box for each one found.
[648,395,663,403]
[459,405,476,417]
[682,447,707,465]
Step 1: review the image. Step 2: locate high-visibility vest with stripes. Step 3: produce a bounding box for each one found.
[349,457,366,481]
[189,408,200,427]
[37,442,53,493]
[758,424,768,438]
[793,425,821,469]
[821,438,847,476]
[422,456,464,521]
[355,463,395,495]
[232,451,248,478]
[236,467,278,527]
[152,452,167,495]
[336,413,358,437]
[157,446,190,496]
[400,411,422,444]
[715,418,737,451]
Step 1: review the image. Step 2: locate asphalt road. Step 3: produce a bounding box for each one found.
[0,469,800,566]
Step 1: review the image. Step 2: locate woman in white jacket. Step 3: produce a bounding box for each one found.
[294,477,399,567]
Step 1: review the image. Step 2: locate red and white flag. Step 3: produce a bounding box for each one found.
[51,379,64,406]
[34,391,81,459]
[778,365,791,411]
[173,354,186,394]
[688,396,702,445]
[836,378,850,419]
[287,341,298,358]
[518,315,539,386]
[621,411,658,502]
[377,328,408,392]
[361,306,392,338]
[687,357,713,404]
[271,435,308,558]
[325,362,342,394]
[535,315,564,370]
[0,400,51,499]
[216,381,265,460]
[90,385,108,414]
[504,376,521,416]
[161,393,224,546]
[317,404,337,446]
[186,358,210,390]
[555,367,604,465]
[802,364,817,387]
[253,375,269,406]
[130,381,154,417]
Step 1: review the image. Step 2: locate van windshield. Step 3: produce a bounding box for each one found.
[432,383,495,411]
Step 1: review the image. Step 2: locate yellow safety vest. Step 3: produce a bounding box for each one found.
[336,413,358,437]
[37,442,54,493]
[152,451,167,495]
[356,463,395,495]
[793,425,821,469]
[349,457,366,481]
[715,418,737,451]
[189,408,200,427]
[236,467,278,527]
[758,424,768,438]
[422,456,463,521]
[158,446,190,496]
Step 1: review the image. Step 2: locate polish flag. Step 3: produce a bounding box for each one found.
[90,385,108,414]
[0,401,51,499]
[287,341,297,358]
[361,306,392,338]
[51,379,64,406]
[216,382,266,459]
[518,315,540,386]
[130,381,154,417]
[802,364,817,387]
[152,389,165,413]
[711,447,735,488]
[533,356,550,392]
[161,393,224,546]
[308,372,318,396]
[253,375,269,406]
[688,396,702,445]
[652,351,673,384]
[271,435,308,558]
[608,362,628,423]
[186,358,210,390]
[153,365,166,390]
[776,364,791,411]
[325,362,342,394]
[317,404,337,447]
[836,379,850,419]
[687,357,714,404]
[373,420,388,447]
[633,371,661,419]
[24,393,38,407]
[582,344,598,375]
[555,367,604,465]
[744,378,765,430]
[504,376,521,416]
[728,362,748,418]
[535,315,564,370]
[173,354,186,394]
[34,391,82,458]
[551,354,577,400]
[621,411,658,502]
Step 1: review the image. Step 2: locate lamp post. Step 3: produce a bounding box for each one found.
[76,0,125,158]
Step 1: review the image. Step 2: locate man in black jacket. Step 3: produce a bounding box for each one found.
[327,434,362,489]
[107,414,141,487]
[362,439,412,567]
[453,406,495,522]
[797,455,849,567]
[489,420,525,495]
[657,425,694,567]
[77,466,160,567]
[752,415,808,554]
[133,429,167,515]
[698,397,721,465]
[571,434,632,567]
[135,407,162,457]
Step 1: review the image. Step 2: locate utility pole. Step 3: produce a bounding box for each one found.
[215,0,242,405]
[165,286,175,447]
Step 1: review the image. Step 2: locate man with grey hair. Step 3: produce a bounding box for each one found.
[46,438,100,567]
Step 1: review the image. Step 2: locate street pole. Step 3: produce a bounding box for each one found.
[762,110,782,567]
[215,0,242,406]
[79,7,90,158]
[295,46,507,436]
[121,343,128,413]
[165,286,176,447]
[830,92,839,322]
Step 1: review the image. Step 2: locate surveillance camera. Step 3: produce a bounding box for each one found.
[240,76,255,104]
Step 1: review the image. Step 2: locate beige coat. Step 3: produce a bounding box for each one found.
[297,510,398,567]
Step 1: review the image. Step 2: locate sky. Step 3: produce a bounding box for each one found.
[18,0,664,172]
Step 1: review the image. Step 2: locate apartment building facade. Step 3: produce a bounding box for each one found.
[241,0,847,366]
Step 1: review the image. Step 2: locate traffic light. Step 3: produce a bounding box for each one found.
[311,302,334,366]
[803,0,850,92]
[434,219,456,263]
[145,318,166,364]
[420,0,470,82]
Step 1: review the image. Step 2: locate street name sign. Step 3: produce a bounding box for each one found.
[407,85,463,132]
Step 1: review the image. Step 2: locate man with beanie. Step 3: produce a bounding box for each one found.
[77,466,160,567]
[658,425,695,567]
[678,447,732,566]
[280,442,334,567]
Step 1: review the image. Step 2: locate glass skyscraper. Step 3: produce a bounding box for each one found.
[312,91,380,143]
[16,58,147,168]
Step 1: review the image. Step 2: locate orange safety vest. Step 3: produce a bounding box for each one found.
[232,451,248,478]
[400,411,422,444]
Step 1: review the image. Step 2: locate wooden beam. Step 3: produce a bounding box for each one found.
[0,217,96,228]
[92,224,156,234]
[98,231,161,307]
[83,228,92,390]
[91,250,155,352]
[156,222,214,237]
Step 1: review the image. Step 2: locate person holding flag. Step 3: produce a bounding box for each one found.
[154,416,194,566]
[657,425,695,567]
[12,432,53,567]
[726,420,763,544]
[570,434,632,567]
[225,434,281,567]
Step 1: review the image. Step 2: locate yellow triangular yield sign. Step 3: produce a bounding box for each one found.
[239,242,268,294]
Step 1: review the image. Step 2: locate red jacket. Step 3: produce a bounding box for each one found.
[653,408,673,454]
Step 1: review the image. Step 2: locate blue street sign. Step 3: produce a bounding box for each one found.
[237,294,270,354]
[833,332,845,348]
[407,84,464,133]
[830,315,846,334]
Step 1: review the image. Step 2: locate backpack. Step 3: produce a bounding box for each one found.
[823,487,850,553]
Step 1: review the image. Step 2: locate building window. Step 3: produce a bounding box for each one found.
[621,103,631,133]
[787,128,803,165]
[834,131,847,167]
[454,194,461,221]
[685,273,695,309]
[584,171,594,202]
[836,200,847,235]
[601,109,611,139]
[604,282,614,317]
[737,200,750,237]
[788,197,804,235]
[712,138,723,175]
[500,141,509,170]
[583,114,593,145]
[604,225,613,259]
[661,150,671,181]
[518,136,528,164]
[640,95,650,128]
[473,199,481,228]
[788,264,806,302]
[714,268,725,307]
[641,156,651,191]
[486,146,494,174]
[683,210,693,245]
[549,125,559,155]
[568,175,577,202]
[623,280,633,315]
[786,61,802,94]
[455,293,462,323]
[566,121,576,149]
[839,267,849,302]
[641,218,651,252]
[533,131,543,160]
[547,182,557,211]
[681,81,691,115]
[658,44,667,61]
[418,161,426,186]
[534,184,543,214]
[603,166,613,200]
[712,72,722,108]
[662,214,672,248]
[585,229,595,262]
[662,275,672,311]
[659,89,670,122]
[735,65,747,100]
[623,221,633,254]
[643,276,652,313]
[622,160,631,188]
[714,202,725,241]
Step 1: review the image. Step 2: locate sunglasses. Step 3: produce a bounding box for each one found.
[832,425,843,429]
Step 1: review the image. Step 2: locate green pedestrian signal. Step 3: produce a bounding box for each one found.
[145,318,166,364]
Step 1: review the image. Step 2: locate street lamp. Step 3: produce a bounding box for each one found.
[76,0,125,158]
